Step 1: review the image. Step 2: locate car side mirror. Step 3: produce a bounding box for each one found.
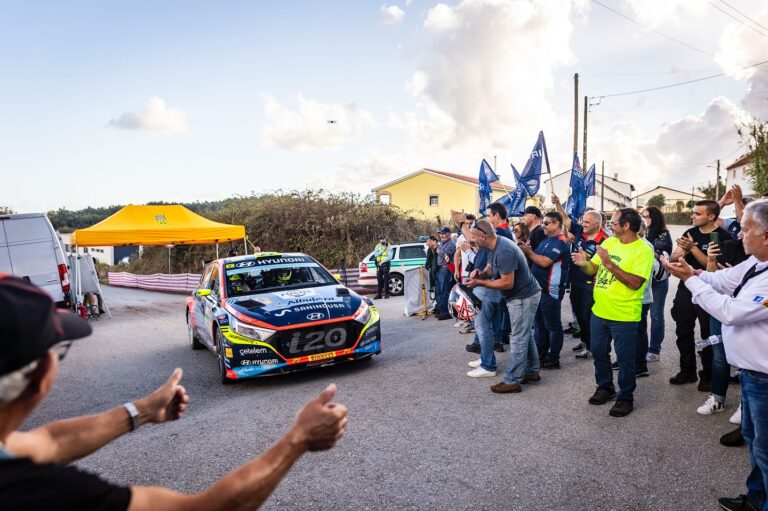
[197,289,212,297]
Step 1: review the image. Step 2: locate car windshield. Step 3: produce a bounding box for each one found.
[224,255,336,297]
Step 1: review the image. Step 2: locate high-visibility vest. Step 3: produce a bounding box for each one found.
[375,243,389,264]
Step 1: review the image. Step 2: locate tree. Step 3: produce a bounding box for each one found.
[739,121,768,196]
[647,194,666,208]
[686,200,696,210]
[697,177,727,200]
[0,206,14,215]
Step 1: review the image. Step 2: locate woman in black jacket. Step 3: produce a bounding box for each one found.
[643,205,673,362]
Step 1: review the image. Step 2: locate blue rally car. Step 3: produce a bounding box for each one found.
[186,252,381,383]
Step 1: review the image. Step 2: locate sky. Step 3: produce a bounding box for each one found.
[1,0,767,212]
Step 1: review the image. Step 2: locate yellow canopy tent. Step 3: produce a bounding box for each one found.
[71,204,245,246]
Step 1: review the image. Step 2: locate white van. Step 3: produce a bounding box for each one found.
[0,213,72,308]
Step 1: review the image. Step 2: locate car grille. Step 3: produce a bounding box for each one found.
[271,321,361,358]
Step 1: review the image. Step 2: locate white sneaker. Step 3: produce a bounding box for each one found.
[696,395,726,415]
[730,404,742,424]
[575,350,592,360]
[468,359,482,368]
[454,321,463,327]
[646,353,661,362]
[466,367,497,378]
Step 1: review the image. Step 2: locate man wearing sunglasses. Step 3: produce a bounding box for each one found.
[0,275,348,510]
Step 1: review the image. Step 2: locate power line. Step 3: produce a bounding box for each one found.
[591,0,714,57]
[718,0,768,34]
[707,1,768,40]
[590,88,768,113]
[582,69,720,77]
[590,58,768,99]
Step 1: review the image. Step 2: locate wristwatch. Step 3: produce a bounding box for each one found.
[123,402,140,432]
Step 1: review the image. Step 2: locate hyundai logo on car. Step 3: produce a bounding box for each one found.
[306,312,325,321]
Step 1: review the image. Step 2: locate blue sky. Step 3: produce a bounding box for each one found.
[2,0,766,212]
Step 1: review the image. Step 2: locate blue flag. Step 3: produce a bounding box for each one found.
[495,164,528,218]
[519,131,551,197]
[478,159,499,214]
[584,163,596,197]
[564,153,587,220]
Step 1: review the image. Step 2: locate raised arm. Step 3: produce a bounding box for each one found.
[551,192,571,234]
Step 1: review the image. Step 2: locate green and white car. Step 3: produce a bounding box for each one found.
[357,242,427,296]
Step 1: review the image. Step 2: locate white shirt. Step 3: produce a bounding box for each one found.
[686,255,768,374]
[456,234,475,276]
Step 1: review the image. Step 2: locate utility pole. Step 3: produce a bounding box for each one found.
[582,95,588,172]
[601,160,605,212]
[494,155,497,174]
[716,159,721,199]
[573,73,579,156]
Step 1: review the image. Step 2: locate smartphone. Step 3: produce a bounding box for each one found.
[709,232,719,245]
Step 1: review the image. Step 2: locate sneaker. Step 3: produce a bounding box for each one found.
[718,495,758,511]
[636,368,650,378]
[453,321,463,327]
[468,359,482,368]
[572,342,586,352]
[611,361,619,371]
[669,372,697,385]
[563,325,576,334]
[575,350,592,360]
[490,381,522,394]
[459,324,475,334]
[373,295,382,300]
[609,399,633,417]
[588,388,617,405]
[720,426,745,447]
[465,343,481,354]
[697,395,726,415]
[646,353,661,362]
[467,367,497,378]
[436,313,452,321]
[521,372,541,384]
[730,404,742,425]
[540,361,560,370]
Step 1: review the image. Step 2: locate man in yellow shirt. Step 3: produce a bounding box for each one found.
[572,208,654,417]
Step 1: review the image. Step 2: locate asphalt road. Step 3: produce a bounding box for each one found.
[26,241,749,510]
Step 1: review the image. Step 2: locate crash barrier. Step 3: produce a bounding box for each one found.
[108,272,201,294]
[334,268,373,295]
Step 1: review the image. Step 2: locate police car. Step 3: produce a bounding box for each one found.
[357,242,427,296]
[186,252,381,383]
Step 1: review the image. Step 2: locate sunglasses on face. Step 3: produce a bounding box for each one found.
[471,221,491,236]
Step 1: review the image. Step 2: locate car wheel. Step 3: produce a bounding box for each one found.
[215,329,233,385]
[388,274,404,296]
[187,312,203,350]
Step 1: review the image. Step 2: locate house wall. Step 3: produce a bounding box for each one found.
[545,174,633,213]
[727,163,756,196]
[377,173,511,221]
[634,187,703,213]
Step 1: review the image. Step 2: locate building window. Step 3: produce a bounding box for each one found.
[429,195,439,206]
[379,193,391,205]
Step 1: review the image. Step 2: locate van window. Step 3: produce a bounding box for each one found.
[399,246,426,260]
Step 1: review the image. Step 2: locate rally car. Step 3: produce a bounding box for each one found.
[186,252,381,383]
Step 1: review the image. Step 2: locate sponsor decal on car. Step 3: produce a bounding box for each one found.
[225,347,233,358]
[240,359,280,366]
[239,347,270,356]
[275,289,317,299]
[306,312,325,320]
[307,351,337,362]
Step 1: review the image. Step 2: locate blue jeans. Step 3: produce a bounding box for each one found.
[710,318,730,399]
[503,292,541,384]
[435,267,454,315]
[741,369,768,511]
[473,287,503,372]
[591,315,639,401]
[495,303,511,342]
[534,293,564,364]
[636,304,649,374]
[648,278,669,355]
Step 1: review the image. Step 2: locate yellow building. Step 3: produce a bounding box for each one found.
[372,168,519,222]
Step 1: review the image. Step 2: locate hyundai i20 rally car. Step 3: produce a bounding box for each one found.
[186,252,381,383]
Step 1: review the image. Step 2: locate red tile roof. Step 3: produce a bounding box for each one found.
[425,168,515,190]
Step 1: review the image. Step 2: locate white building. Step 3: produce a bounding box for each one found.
[544,170,635,212]
[60,233,138,266]
[725,153,756,196]
[633,186,705,213]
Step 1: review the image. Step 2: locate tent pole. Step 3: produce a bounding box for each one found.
[216,243,219,259]
[168,247,171,274]
[243,237,248,255]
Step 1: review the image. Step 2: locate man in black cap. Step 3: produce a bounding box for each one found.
[523,206,546,251]
[0,275,348,510]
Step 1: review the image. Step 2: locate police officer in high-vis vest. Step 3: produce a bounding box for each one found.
[374,235,394,299]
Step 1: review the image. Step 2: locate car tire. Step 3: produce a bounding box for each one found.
[187,312,203,350]
[215,328,233,385]
[388,274,404,296]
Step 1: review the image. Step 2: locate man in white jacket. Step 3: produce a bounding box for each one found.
[663,199,768,511]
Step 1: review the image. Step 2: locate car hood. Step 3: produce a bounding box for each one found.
[227,285,362,327]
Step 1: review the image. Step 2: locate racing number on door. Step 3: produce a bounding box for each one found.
[288,327,347,354]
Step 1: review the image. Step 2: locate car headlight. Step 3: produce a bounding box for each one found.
[232,318,275,341]
[353,301,372,325]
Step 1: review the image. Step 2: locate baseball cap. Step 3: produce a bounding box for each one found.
[439,227,451,234]
[523,206,543,218]
[0,275,92,377]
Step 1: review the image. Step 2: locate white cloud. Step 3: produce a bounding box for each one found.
[405,0,579,149]
[624,0,706,29]
[380,4,406,24]
[260,94,375,150]
[106,97,188,134]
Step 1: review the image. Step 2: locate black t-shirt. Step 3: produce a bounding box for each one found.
[0,458,131,510]
[682,226,731,270]
[569,223,609,288]
[529,225,545,251]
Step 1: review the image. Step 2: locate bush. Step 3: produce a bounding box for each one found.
[664,212,692,225]
[124,190,437,274]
